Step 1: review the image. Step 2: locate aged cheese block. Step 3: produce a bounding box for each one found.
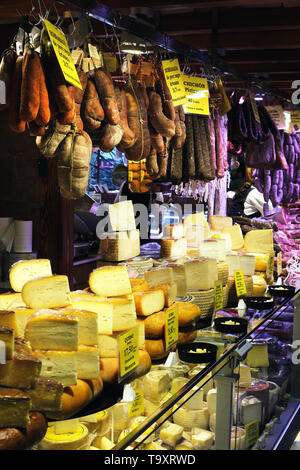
[9,259,52,293]
[0,339,41,389]
[75,345,100,380]
[198,239,227,262]
[167,263,187,297]
[163,223,184,239]
[173,403,209,430]
[210,232,232,251]
[184,224,210,248]
[184,259,217,291]
[160,423,184,447]
[191,429,214,450]
[0,325,14,360]
[252,275,267,297]
[0,387,31,428]
[22,275,71,310]
[184,212,209,229]
[58,308,98,346]
[222,225,244,250]
[143,369,171,403]
[25,377,63,413]
[11,308,35,337]
[160,238,187,259]
[226,253,256,276]
[0,310,18,333]
[32,350,77,387]
[244,229,274,254]
[210,215,232,231]
[70,300,113,335]
[134,290,165,317]
[108,200,136,232]
[25,310,79,351]
[234,363,252,389]
[99,229,140,262]
[106,298,137,331]
[149,282,177,307]
[39,423,89,450]
[130,278,149,293]
[144,267,174,287]
[0,292,26,310]
[89,266,132,297]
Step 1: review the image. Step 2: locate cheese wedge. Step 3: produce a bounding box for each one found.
[246,343,269,368]
[234,363,252,389]
[163,223,184,239]
[70,300,113,335]
[32,350,77,387]
[129,278,149,293]
[244,230,274,254]
[167,263,187,297]
[184,224,210,248]
[0,325,14,360]
[143,369,171,403]
[160,238,187,259]
[134,290,165,317]
[191,429,214,450]
[184,259,217,291]
[25,310,79,351]
[160,423,184,448]
[89,266,132,297]
[99,229,140,262]
[184,212,209,229]
[11,308,35,337]
[22,275,71,310]
[199,239,227,261]
[210,231,232,251]
[222,225,244,250]
[106,298,137,331]
[144,267,174,287]
[108,200,136,232]
[226,253,256,276]
[75,345,100,380]
[9,259,52,293]
[0,292,26,309]
[58,308,98,346]
[210,215,233,231]
[149,282,177,307]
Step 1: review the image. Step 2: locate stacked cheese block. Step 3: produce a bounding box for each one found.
[160,222,188,259]
[99,200,140,262]
[135,267,203,361]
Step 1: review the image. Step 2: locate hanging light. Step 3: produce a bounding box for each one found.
[120,31,147,55]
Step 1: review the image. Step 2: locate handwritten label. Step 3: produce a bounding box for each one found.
[277,252,282,276]
[234,270,247,297]
[266,253,275,278]
[43,19,82,89]
[162,58,187,106]
[164,305,179,351]
[182,74,209,115]
[214,280,223,311]
[265,105,285,130]
[245,420,260,448]
[118,326,139,380]
[128,389,144,417]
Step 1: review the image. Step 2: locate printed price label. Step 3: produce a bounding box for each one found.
[128,389,144,417]
[164,305,179,351]
[43,19,82,89]
[118,326,139,380]
[267,253,275,278]
[182,74,209,115]
[277,252,282,276]
[245,420,260,448]
[234,270,247,297]
[162,58,187,106]
[214,280,223,311]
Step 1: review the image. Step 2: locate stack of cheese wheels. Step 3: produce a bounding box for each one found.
[226,275,254,305]
[132,268,202,361]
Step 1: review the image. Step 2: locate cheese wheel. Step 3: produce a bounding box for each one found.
[252,275,267,297]
[22,275,71,309]
[178,330,197,344]
[227,275,253,305]
[134,289,165,316]
[39,423,89,450]
[89,266,132,297]
[172,301,201,327]
[145,338,171,361]
[0,412,47,451]
[9,259,52,293]
[100,349,151,385]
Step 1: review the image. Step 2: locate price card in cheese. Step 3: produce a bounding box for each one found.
[277,252,282,276]
[118,326,139,381]
[234,270,247,297]
[266,253,275,278]
[161,58,187,106]
[128,389,144,417]
[164,305,179,351]
[43,19,82,89]
[182,74,209,115]
[214,280,223,311]
[245,420,259,448]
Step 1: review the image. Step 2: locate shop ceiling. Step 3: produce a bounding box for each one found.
[1,0,300,98]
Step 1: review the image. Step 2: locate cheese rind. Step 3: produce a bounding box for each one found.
[149,282,177,307]
[134,290,165,317]
[244,229,274,254]
[22,275,71,310]
[89,266,132,297]
[0,388,31,428]
[25,377,63,412]
[9,259,52,293]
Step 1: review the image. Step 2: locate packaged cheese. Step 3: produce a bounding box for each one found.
[9,259,52,293]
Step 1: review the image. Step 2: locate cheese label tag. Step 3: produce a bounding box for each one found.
[161,58,187,106]
[164,305,179,351]
[43,19,82,89]
[182,74,209,115]
[266,253,275,278]
[277,252,282,276]
[128,389,144,417]
[118,326,139,381]
[71,47,84,66]
[245,420,260,448]
[234,270,247,297]
[103,52,118,73]
[88,43,103,69]
[265,105,285,130]
[249,93,261,124]
[214,280,223,311]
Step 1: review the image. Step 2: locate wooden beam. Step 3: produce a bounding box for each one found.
[223,49,300,64]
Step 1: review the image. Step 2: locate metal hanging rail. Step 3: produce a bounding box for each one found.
[64,0,289,100]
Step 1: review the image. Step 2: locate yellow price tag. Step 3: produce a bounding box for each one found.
[277,252,282,276]
[234,270,247,297]
[128,389,144,417]
[215,76,231,115]
[164,305,179,351]
[161,58,187,106]
[43,19,82,89]
[182,74,209,116]
[245,420,260,448]
[118,326,139,380]
[214,280,223,311]
[267,253,275,278]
